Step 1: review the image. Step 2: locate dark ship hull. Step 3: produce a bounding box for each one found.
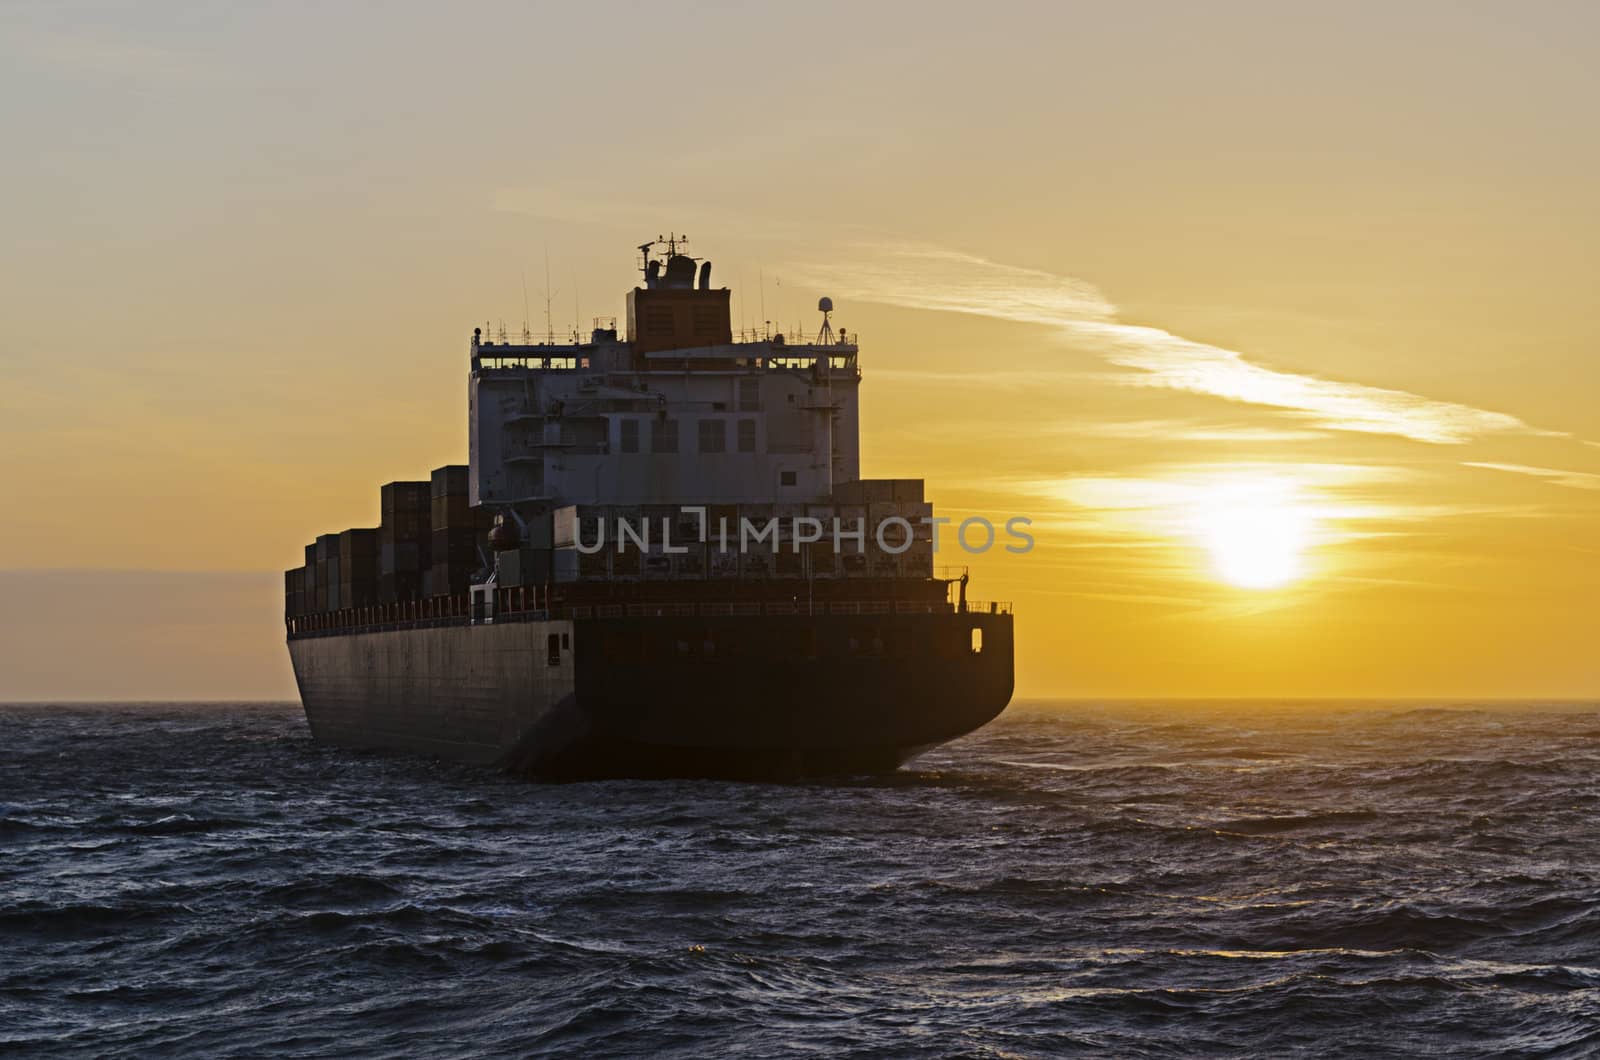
[288,610,1013,780]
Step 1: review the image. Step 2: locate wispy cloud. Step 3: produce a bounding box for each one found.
[796,242,1543,446]
[1462,462,1600,492]
[1012,463,1421,546]
[1041,419,1331,443]
[1065,320,1531,444]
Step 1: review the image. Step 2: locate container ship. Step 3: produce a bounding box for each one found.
[284,237,1014,779]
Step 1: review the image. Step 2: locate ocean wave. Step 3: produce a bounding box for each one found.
[3,699,1599,1058]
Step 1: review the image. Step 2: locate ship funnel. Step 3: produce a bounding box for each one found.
[664,254,696,288]
[698,261,712,290]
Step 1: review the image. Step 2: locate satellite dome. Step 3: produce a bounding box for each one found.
[818,297,834,312]
[488,514,521,552]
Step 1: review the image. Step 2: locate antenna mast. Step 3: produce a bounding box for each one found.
[816,297,836,345]
[521,270,533,344]
[542,245,559,345]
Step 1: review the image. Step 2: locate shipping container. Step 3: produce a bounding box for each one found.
[708,546,739,579]
[858,479,897,504]
[340,580,378,609]
[496,548,551,587]
[430,562,469,598]
[804,541,838,579]
[520,514,554,550]
[380,480,430,514]
[378,570,422,605]
[774,546,803,578]
[611,544,641,579]
[891,479,925,503]
[674,546,706,578]
[429,464,469,499]
[315,533,339,563]
[380,509,429,545]
[431,527,480,567]
[642,548,674,579]
[431,492,471,530]
[339,527,379,566]
[552,505,610,549]
[380,542,422,574]
[553,548,582,584]
[707,503,739,546]
[831,480,865,504]
[902,502,935,538]
[668,505,706,545]
[641,505,677,548]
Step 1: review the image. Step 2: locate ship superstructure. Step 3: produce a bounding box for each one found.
[284,237,1014,779]
[471,236,860,511]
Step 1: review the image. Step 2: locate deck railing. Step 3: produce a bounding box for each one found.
[287,593,1012,639]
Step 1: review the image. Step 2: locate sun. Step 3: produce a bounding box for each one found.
[1193,482,1313,590]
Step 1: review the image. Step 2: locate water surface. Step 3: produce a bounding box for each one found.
[3,700,1598,1057]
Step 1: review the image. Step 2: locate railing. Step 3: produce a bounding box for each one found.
[287,592,1012,638]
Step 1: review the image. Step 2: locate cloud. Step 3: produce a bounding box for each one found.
[1011,462,1423,547]
[1462,462,1600,492]
[1040,419,1331,443]
[1064,321,1530,444]
[808,244,1117,327]
[794,242,1543,446]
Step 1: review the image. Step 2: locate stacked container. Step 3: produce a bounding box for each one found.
[553,504,613,583]
[429,465,485,596]
[379,480,430,603]
[338,528,379,609]
[284,568,304,619]
[314,533,339,610]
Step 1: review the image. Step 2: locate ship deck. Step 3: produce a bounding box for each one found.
[287,577,1011,640]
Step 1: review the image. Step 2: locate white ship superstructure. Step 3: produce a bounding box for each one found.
[470,237,860,510]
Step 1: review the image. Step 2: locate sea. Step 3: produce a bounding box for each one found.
[3,700,1598,1058]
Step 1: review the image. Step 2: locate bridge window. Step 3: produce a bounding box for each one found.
[547,633,561,666]
[780,470,797,487]
[619,418,639,454]
[738,378,760,411]
[651,417,679,453]
[737,418,757,453]
[698,419,727,454]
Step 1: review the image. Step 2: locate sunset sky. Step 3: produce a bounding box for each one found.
[2,1,1596,700]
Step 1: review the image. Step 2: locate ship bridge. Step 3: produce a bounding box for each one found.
[469,238,863,513]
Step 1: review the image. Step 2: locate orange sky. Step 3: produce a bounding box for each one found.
[1,2,1596,699]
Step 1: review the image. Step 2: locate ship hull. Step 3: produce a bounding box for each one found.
[288,612,1013,780]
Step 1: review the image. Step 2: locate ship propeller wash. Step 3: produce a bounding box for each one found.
[285,237,1014,779]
